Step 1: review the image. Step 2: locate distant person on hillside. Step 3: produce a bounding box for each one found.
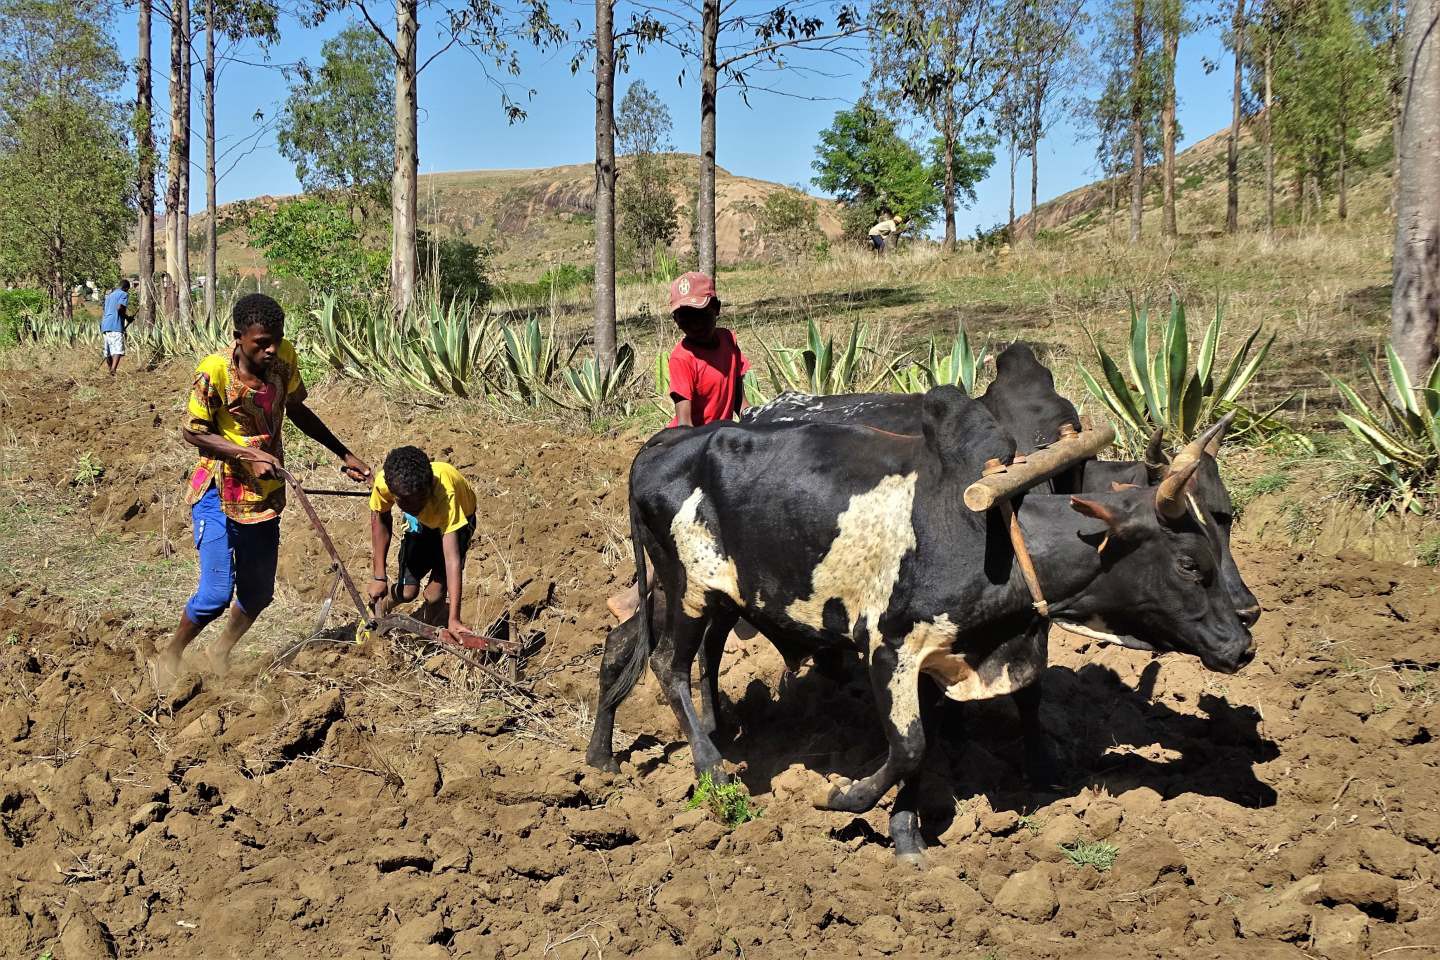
[868,213,902,254]
[100,280,131,375]
[606,271,750,622]
[151,293,371,689]
[367,445,477,639]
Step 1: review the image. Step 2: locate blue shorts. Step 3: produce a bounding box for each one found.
[183,485,281,627]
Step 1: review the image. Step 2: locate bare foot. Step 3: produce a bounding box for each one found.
[149,647,182,693]
[207,647,233,678]
[607,585,640,622]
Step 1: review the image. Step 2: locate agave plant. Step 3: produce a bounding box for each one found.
[757,317,905,397]
[141,305,230,361]
[564,344,637,415]
[499,316,570,405]
[1077,297,1294,449]
[1331,346,1440,513]
[313,294,500,398]
[891,324,989,396]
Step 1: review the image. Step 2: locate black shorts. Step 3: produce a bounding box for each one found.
[393,516,475,597]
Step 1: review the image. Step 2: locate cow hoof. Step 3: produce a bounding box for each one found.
[896,850,927,869]
[809,775,852,810]
[585,748,620,774]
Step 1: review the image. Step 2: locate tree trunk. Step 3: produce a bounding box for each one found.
[1264,40,1275,235]
[1338,117,1348,221]
[1226,0,1245,234]
[1130,0,1145,244]
[204,0,216,324]
[391,0,419,314]
[1007,131,1016,239]
[1391,0,1440,384]
[942,97,957,252]
[1390,0,1403,213]
[176,0,192,327]
[593,0,617,377]
[697,0,719,277]
[1029,79,1041,242]
[164,0,183,319]
[137,0,155,324]
[1161,0,1179,239]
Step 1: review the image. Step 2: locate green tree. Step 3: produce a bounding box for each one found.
[0,0,134,319]
[870,0,1007,251]
[615,81,678,272]
[811,104,943,238]
[276,23,394,216]
[246,196,386,299]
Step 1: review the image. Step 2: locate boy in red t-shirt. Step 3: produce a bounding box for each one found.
[607,271,749,620]
[664,271,749,426]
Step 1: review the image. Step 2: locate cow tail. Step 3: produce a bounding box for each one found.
[601,503,654,711]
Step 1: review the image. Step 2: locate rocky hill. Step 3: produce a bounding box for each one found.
[1014,115,1394,239]
[130,155,843,282]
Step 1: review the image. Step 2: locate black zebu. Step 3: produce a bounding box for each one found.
[733,343,1260,782]
[588,386,1253,860]
[742,342,1261,624]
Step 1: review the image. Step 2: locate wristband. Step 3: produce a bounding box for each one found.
[373,575,388,582]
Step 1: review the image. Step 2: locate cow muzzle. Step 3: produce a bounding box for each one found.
[1200,634,1256,675]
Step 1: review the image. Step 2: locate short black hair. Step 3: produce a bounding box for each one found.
[118,279,130,291]
[232,293,285,338]
[384,445,433,499]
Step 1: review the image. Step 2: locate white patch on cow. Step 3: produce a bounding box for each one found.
[670,488,740,616]
[894,614,1045,703]
[889,615,958,731]
[786,473,919,634]
[1054,616,1154,651]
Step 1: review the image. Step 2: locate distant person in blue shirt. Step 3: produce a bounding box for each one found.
[100,280,131,375]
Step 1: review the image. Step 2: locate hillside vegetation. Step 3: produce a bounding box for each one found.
[126,156,842,282]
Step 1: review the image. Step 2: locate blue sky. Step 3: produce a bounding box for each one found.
[111,1,1239,238]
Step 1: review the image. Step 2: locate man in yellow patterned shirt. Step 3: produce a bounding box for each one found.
[367,445,477,639]
[152,294,370,688]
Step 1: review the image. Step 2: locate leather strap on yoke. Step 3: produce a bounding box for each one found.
[998,498,1048,617]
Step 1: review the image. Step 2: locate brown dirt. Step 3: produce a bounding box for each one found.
[3,360,1439,959]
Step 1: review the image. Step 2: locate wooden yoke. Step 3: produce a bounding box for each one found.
[963,420,1117,512]
[966,420,1117,617]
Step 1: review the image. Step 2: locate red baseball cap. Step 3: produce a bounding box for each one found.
[668,271,717,312]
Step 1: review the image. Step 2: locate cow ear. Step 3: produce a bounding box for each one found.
[1109,481,1139,492]
[1069,496,1124,531]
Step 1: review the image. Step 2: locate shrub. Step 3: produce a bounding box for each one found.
[418,232,492,305]
[687,772,758,827]
[0,289,45,345]
[1061,839,1118,871]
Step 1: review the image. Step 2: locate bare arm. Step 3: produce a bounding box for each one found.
[180,426,281,477]
[733,373,748,417]
[673,398,695,427]
[286,396,370,481]
[442,530,466,632]
[370,510,393,579]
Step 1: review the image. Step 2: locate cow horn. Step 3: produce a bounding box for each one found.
[1203,412,1231,458]
[1155,412,1236,519]
[1143,426,1168,483]
[1143,426,1167,468]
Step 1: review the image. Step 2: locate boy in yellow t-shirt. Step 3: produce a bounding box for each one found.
[368,446,477,636]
